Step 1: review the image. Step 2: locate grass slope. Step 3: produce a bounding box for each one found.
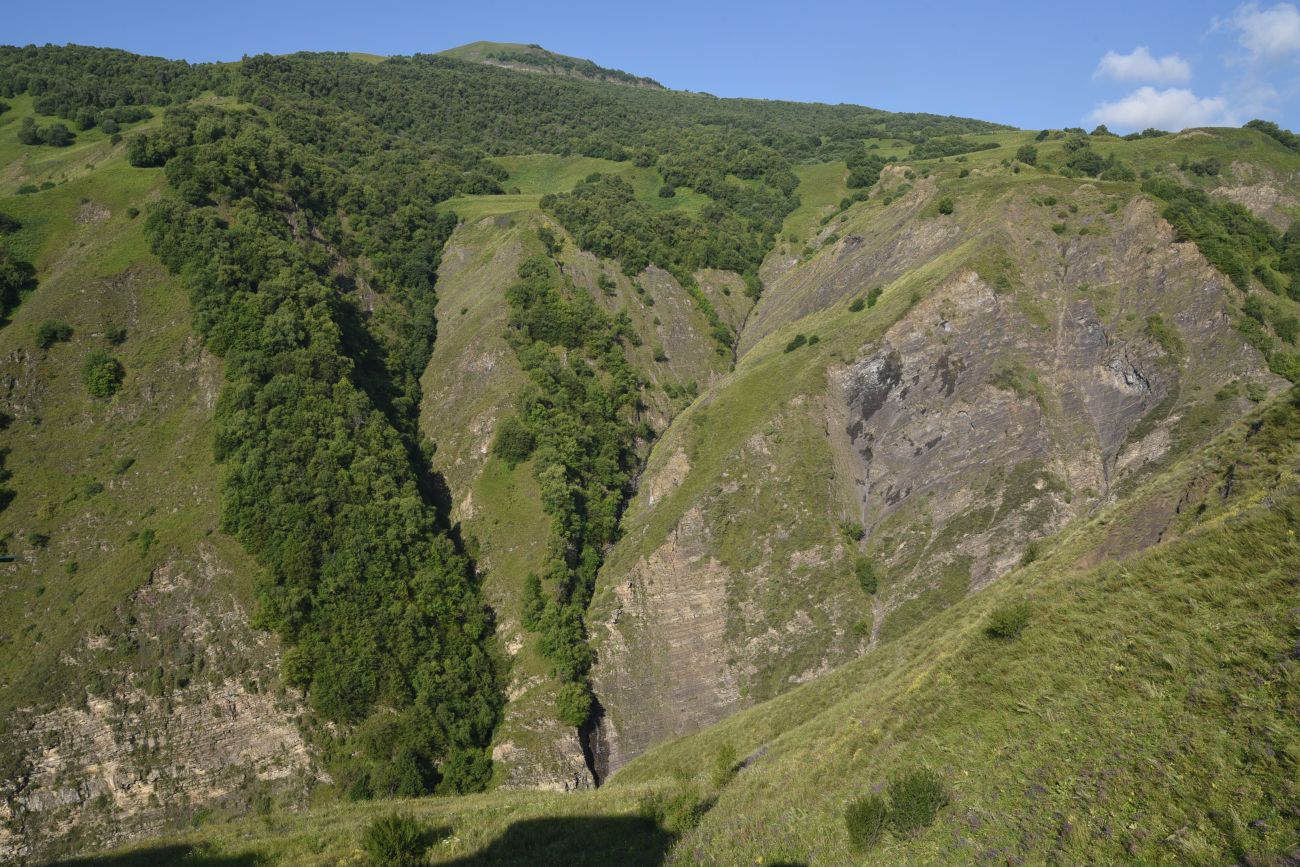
[0,110,259,717]
[437,154,709,222]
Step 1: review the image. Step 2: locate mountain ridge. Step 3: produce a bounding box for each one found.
[437,41,665,89]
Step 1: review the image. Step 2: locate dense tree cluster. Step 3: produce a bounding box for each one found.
[846,148,887,189]
[132,102,504,797]
[909,136,999,160]
[1059,137,1135,180]
[0,213,34,321]
[16,116,74,146]
[1245,119,1298,151]
[230,52,1002,164]
[0,44,226,120]
[493,247,644,727]
[540,170,772,347]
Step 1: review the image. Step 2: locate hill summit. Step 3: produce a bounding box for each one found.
[438,41,664,88]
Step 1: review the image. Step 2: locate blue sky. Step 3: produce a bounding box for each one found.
[7,0,1300,131]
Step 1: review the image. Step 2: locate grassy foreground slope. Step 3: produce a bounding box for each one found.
[69,389,1300,865]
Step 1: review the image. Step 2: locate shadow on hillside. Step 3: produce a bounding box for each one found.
[445,814,674,866]
[44,844,259,866]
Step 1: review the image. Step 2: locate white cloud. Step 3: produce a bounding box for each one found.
[1094,47,1192,83]
[1222,3,1300,60]
[1088,87,1232,131]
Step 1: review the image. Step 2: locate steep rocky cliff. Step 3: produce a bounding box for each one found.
[586,161,1287,775]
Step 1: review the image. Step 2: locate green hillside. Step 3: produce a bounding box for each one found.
[0,42,1297,865]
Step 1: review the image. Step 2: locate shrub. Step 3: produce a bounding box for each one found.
[640,784,705,834]
[984,601,1031,639]
[711,742,739,788]
[1064,145,1105,177]
[784,334,807,353]
[1099,162,1136,182]
[1145,314,1185,358]
[867,286,883,307]
[848,297,865,312]
[1019,540,1040,565]
[839,520,865,543]
[555,680,593,727]
[82,351,124,397]
[105,323,127,345]
[845,793,889,851]
[1276,315,1298,345]
[887,767,949,837]
[536,226,562,256]
[937,197,954,215]
[492,415,535,467]
[126,207,140,219]
[436,747,492,795]
[521,573,545,630]
[1015,144,1038,166]
[854,557,877,594]
[361,813,426,867]
[44,123,75,147]
[35,320,73,349]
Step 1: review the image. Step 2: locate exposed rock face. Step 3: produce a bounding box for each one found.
[1214,161,1300,230]
[1,551,317,863]
[590,505,741,775]
[590,188,1282,777]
